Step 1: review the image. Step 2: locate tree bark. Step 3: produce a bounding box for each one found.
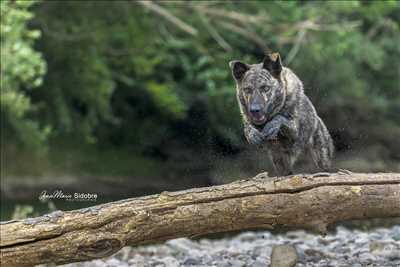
[1,172,399,267]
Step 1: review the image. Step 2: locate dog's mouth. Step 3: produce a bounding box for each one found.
[250,112,267,125]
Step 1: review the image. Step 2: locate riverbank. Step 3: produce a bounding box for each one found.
[63,225,400,267]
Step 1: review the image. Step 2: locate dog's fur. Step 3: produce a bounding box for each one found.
[229,53,334,175]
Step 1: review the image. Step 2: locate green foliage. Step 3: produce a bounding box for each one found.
[11,204,34,220]
[2,1,400,167]
[1,0,48,150]
[146,81,186,120]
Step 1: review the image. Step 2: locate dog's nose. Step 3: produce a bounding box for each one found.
[250,105,261,114]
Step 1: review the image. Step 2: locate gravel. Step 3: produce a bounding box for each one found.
[64,225,400,267]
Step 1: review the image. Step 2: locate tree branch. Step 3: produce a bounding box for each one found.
[217,21,269,52]
[1,172,399,266]
[197,12,232,52]
[136,1,198,36]
[285,28,307,65]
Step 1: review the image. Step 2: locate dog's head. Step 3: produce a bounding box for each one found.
[229,53,286,126]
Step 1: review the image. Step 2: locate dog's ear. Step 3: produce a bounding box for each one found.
[229,60,250,81]
[263,53,282,78]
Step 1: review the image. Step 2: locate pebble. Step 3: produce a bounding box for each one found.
[270,244,298,267]
[63,225,400,267]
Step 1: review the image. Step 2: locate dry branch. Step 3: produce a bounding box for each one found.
[136,1,198,36]
[217,21,269,51]
[1,172,399,267]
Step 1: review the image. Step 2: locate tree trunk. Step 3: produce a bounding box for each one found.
[1,172,399,267]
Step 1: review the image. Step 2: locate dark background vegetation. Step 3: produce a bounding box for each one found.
[1,1,399,219]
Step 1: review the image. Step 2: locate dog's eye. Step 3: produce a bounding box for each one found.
[243,87,252,94]
[259,85,268,92]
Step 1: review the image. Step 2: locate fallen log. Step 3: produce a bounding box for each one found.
[1,172,399,266]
